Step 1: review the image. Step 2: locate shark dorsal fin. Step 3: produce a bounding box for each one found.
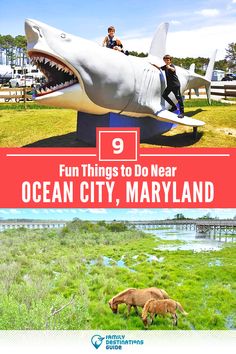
[147,22,169,65]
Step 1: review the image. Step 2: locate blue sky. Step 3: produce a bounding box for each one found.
[0,209,235,221]
[0,0,236,58]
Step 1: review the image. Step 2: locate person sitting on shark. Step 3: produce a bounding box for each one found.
[102,26,129,55]
[152,54,184,118]
[102,26,123,52]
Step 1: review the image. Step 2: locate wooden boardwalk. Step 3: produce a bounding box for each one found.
[0,220,66,232]
[127,219,236,235]
[0,219,235,236]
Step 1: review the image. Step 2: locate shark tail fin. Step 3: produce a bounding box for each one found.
[194,88,199,96]
[189,63,195,72]
[147,22,169,65]
[205,82,211,104]
[205,49,217,82]
[204,50,217,104]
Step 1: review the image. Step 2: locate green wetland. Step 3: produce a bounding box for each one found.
[0,220,235,330]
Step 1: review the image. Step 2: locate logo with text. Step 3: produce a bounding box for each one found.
[91,334,144,350]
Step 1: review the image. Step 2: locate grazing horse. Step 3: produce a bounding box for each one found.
[108,287,169,316]
[142,298,188,327]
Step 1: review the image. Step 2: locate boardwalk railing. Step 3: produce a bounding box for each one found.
[128,219,236,235]
[0,221,67,231]
[128,219,236,227]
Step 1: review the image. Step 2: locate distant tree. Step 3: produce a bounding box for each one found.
[129,51,148,57]
[97,220,106,227]
[107,222,128,232]
[72,217,80,222]
[0,33,27,67]
[215,59,228,72]
[138,52,148,58]
[198,212,214,220]
[0,34,15,66]
[60,226,70,236]
[14,35,27,50]
[225,42,236,71]
[174,213,186,220]
[15,35,27,67]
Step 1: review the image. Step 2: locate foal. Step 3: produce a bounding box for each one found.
[142,298,188,327]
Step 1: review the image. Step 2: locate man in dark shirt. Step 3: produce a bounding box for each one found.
[153,54,184,118]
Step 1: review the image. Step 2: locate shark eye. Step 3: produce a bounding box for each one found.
[61,33,66,39]
[33,26,42,38]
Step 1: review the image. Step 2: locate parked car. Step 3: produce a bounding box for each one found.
[9,74,36,88]
[221,73,236,81]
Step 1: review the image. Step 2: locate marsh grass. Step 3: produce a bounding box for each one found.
[0,221,235,330]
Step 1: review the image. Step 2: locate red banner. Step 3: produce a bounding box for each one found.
[0,129,235,208]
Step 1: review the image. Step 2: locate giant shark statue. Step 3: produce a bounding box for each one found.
[25,19,216,132]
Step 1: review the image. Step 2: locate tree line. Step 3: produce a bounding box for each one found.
[0,34,27,66]
[129,44,236,75]
[0,33,235,74]
[173,213,236,220]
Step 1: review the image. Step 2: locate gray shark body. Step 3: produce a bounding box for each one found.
[25,20,215,127]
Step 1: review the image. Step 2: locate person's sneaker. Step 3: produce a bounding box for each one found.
[169,106,177,112]
[178,113,184,118]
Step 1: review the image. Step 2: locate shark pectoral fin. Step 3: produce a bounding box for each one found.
[155,110,205,127]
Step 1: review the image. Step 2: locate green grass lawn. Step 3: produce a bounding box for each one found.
[0,104,77,147]
[142,100,236,148]
[0,99,235,147]
[0,220,235,330]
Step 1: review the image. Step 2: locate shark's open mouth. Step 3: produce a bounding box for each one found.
[29,51,78,96]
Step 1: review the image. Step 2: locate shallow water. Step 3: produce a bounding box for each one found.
[89,255,136,272]
[225,315,236,329]
[142,227,228,252]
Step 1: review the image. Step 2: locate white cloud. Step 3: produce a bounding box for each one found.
[44,209,64,214]
[70,209,78,214]
[126,209,161,220]
[127,209,156,215]
[167,23,235,59]
[124,23,236,59]
[170,20,181,25]
[196,9,220,17]
[9,209,21,214]
[85,209,107,214]
[232,0,236,3]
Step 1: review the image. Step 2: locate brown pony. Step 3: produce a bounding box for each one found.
[142,298,188,327]
[108,287,169,316]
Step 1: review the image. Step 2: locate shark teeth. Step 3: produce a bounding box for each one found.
[29,53,78,96]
